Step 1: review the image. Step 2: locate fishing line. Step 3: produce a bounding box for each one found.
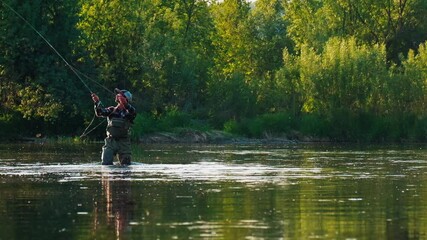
[1,0,95,94]
[1,0,114,137]
[79,115,106,138]
[69,65,114,95]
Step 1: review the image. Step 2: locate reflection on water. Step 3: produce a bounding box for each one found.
[0,143,426,239]
[93,172,134,240]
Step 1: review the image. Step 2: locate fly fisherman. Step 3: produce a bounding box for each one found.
[91,89,136,165]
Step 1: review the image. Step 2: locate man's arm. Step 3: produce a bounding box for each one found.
[94,103,115,117]
[124,103,136,122]
[92,93,114,117]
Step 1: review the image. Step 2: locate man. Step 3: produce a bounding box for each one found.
[91,89,136,165]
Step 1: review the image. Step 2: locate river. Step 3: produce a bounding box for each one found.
[0,143,426,239]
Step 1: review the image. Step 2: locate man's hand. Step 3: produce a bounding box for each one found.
[91,93,100,103]
[115,103,125,111]
[116,94,127,106]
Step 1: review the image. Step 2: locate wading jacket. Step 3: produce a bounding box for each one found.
[94,103,137,138]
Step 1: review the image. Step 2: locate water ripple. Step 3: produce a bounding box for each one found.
[0,161,324,184]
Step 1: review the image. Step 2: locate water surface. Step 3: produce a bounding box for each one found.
[0,143,426,239]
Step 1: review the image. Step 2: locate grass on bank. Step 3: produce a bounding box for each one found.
[222,111,427,142]
[3,109,427,143]
[128,109,427,142]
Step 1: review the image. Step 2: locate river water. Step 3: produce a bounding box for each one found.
[0,143,426,239]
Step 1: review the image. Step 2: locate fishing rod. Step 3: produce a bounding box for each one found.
[1,0,114,137]
[2,0,115,96]
[1,0,96,94]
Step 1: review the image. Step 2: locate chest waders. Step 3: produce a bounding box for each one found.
[101,117,132,165]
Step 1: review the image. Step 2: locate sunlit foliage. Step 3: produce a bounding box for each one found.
[1,0,427,141]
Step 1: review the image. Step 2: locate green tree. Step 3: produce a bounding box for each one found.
[299,37,389,115]
[273,48,303,115]
[397,41,427,115]
[78,0,145,89]
[78,0,214,114]
[280,0,329,51]
[245,0,293,113]
[0,0,87,127]
[207,0,254,122]
[284,0,427,62]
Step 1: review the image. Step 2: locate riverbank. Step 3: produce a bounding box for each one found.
[5,129,305,145]
[5,129,423,145]
[137,129,328,144]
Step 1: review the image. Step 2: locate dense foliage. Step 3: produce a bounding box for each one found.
[1,0,427,142]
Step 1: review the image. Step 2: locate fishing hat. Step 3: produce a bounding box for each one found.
[115,88,133,102]
[122,90,132,102]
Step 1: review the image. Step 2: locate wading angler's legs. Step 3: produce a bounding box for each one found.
[118,138,131,165]
[101,138,115,165]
